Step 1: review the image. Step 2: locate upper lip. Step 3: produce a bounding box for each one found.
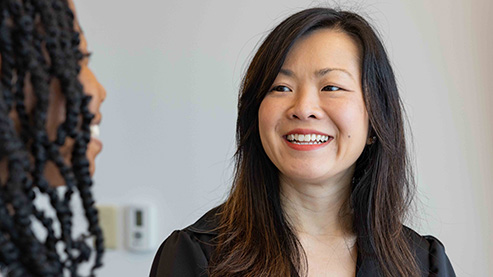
[284,128,331,137]
[92,114,102,125]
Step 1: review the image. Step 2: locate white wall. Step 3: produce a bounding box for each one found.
[75,0,492,276]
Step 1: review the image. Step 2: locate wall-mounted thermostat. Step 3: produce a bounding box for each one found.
[124,205,155,252]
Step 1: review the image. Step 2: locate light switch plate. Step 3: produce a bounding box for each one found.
[96,205,118,249]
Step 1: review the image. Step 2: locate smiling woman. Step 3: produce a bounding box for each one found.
[150,7,456,277]
[0,0,105,275]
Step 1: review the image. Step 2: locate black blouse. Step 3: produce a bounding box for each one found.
[150,207,456,277]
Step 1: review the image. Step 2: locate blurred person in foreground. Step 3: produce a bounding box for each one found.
[0,0,106,275]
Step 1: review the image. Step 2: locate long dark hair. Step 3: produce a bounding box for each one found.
[209,8,418,277]
[0,0,103,276]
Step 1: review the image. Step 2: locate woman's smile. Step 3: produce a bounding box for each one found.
[283,128,333,151]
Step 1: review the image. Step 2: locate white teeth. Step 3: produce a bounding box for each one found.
[286,133,330,144]
[90,125,100,139]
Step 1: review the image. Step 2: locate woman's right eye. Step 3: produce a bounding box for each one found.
[270,85,292,92]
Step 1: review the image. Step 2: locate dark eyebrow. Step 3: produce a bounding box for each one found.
[279,67,355,81]
[316,67,355,80]
[279,68,294,77]
[82,52,92,58]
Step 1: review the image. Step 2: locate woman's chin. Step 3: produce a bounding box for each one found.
[44,138,101,185]
[87,138,102,177]
[88,159,96,177]
[280,167,332,184]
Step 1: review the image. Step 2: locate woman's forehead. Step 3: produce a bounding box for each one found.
[281,29,362,79]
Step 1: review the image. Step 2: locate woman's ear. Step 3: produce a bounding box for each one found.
[366,125,377,145]
[366,136,377,145]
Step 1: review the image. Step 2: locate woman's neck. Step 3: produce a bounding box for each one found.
[280,175,354,238]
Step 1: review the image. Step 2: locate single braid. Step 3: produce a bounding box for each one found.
[72,95,104,275]
[0,6,15,112]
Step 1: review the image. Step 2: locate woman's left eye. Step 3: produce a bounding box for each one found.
[322,85,342,91]
[270,85,292,92]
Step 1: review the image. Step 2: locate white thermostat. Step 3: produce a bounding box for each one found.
[124,205,155,252]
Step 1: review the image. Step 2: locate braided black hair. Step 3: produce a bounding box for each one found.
[0,0,104,276]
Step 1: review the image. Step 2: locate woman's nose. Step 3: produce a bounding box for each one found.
[82,67,106,103]
[287,87,323,120]
[97,79,106,103]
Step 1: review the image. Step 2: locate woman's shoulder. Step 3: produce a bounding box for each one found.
[402,226,456,276]
[185,205,222,236]
[149,206,221,277]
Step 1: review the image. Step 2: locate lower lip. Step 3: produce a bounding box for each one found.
[284,137,332,151]
[90,136,103,150]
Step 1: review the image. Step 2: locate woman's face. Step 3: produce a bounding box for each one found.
[258,28,368,186]
[47,33,105,180]
[0,0,106,186]
[43,0,107,184]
